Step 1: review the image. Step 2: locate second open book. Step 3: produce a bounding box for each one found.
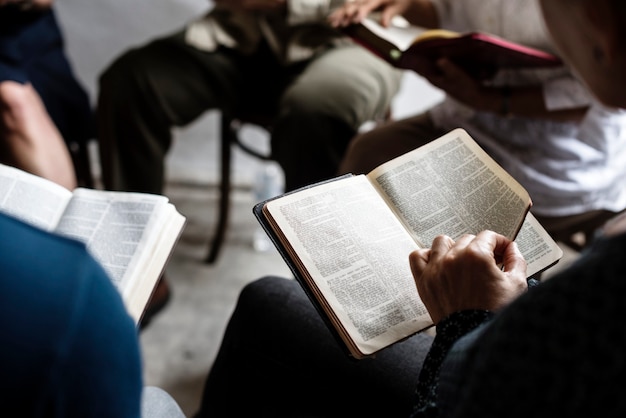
[0,163,185,324]
[342,16,562,80]
[254,128,563,359]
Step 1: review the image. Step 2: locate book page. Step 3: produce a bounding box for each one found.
[516,212,563,277]
[54,188,173,297]
[122,204,186,322]
[367,129,530,248]
[360,15,426,51]
[0,163,72,231]
[264,175,432,358]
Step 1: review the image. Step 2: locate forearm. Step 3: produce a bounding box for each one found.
[0,82,76,190]
[412,310,494,416]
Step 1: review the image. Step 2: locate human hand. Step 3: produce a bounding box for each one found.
[214,0,286,13]
[409,230,528,325]
[329,0,414,28]
[419,57,501,111]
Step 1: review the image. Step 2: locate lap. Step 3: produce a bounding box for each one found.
[199,276,433,417]
[100,31,298,122]
[340,112,447,174]
[101,35,400,129]
[282,44,402,128]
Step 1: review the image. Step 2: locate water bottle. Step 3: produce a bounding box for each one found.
[253,162,284,252]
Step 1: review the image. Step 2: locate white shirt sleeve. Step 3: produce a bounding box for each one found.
[543,76,594,110]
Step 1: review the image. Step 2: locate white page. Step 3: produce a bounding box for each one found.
[0,164,71,231]
[54,188,170,293]
[360,15,426,51]
[265,175,431,356]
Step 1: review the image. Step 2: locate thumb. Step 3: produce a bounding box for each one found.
[409,248,430,279]
[381,5,402,27]
[501,241,527,276]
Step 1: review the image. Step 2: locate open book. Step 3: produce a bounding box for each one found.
[0,163,186,324]
[343,16,562,79]
[254,128,563,359]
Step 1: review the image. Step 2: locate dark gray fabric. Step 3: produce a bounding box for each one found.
[416,232,626,417]
[195,276,434,418]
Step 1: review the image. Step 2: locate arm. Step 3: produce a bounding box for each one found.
[0,82,77,190]
[329,0,439,29]
[421,58,589,121]
[410,231,528,324]
[407,231,528,416]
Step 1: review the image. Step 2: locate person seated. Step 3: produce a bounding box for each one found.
[0,0,95,190]
[332,0,626,244]
[97,0,404,319]
[192,0,626,415]
[96,0,402,195]
[0,209,185,418]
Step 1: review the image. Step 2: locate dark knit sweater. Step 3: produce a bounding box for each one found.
[411,231,626,417]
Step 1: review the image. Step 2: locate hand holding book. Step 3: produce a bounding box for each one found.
[0,163,186,324]
[342,16,562,79]
[410,230,529,325]
[254,128,563,358]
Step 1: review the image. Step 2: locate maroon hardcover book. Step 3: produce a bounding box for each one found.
[344,22,563,80]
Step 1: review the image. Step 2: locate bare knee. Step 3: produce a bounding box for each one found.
[0,81,42,134]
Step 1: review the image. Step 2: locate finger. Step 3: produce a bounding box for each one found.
[409,248,430,276]
[380,4,402,27]
[355,0,384,23]
[500,240,527,276]
[451,233,475,251]
[480,230,513,258]
[472,230,522,270]
[340,3,362,25]
[428,234,454,262]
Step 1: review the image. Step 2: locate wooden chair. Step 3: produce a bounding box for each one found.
[205,111,274,264]
[205,109,392,264]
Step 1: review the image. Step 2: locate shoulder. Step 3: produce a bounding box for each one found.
[444,232,626,416]
[0,213,142,416]
[0,212,130,342]
[0,213,103,281]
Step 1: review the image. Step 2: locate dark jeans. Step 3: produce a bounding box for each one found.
[194,276,434,418]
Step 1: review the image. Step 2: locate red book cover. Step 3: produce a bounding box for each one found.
[343,19,563,80]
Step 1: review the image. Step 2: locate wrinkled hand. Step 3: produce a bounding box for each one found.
[329,0,413,28]
[410,230,528,325]
[214,0,286,13]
